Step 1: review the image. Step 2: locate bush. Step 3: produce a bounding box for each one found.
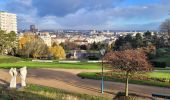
[156,48,167,57]
[147,53,156,59]
[87,55,99,60]
[151,61,166,68]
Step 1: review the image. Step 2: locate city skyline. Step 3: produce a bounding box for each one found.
[0,0,170,30]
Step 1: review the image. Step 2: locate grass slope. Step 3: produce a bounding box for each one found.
[0,61,101,69]
[78,72,170,88]
[0,84,108,100]
[0,55,101,69]
[0,55,22,63]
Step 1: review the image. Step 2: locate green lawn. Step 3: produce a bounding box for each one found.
[0,55,22,63]
[0,84,108,100]
[0,61,101,69]
[78,71,170,88]
[0,55,101,69]
[148,72,170,79]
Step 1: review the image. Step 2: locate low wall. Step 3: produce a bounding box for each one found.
[32,60,53,62]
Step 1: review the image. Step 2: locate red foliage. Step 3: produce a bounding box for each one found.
[103,49,153,73]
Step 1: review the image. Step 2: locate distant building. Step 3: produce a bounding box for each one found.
[51,37,67,44]
[30,25,38,33]
[39,32,52,47]
[73,39,88,45]
[0,11,17,33]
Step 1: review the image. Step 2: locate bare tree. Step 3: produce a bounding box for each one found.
[103,49,152,96]
[160,19,170,44]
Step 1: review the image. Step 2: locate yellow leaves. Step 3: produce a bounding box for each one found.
[49,45,66,60]
[19,34,66,59]
[19,35,35,49]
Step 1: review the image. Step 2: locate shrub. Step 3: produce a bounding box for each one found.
[156,48,167,57]
[87,55,99,60]
[147,53,156,59]
[151,61,166,68]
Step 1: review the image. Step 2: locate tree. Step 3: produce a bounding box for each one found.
[31,38,49,59]
[90,42,99,50]
[114,36,125,50]
[52,42,58,47]
[0,30,17,55]
[144,31,152,39]
[80,45,88,50]
[143,31,152,46]
[160,18,170,45]
[114,35,134,50]
[60,42,78,51]
[6,31,17,55]
[49,45,66,60]
[160,18,170,38]
[133,33,143,48]
[19,35,49,58]
[103,49,152,96]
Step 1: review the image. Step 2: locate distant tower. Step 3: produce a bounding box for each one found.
[30,25,38,33]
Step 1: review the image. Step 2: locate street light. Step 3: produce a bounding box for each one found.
[100,49,106,94]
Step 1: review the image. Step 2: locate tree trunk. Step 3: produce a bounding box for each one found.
[125,72,129,96]
[27,52,29,58]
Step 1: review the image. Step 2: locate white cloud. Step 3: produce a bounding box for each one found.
[3,0,170,30]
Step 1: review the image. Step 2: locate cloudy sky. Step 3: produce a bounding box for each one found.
[0,0,170,30]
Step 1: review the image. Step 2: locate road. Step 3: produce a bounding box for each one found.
[0,68,170,99]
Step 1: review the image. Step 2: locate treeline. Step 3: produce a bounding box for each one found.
[60,42,111,51]
[0,30,66,60]
[114,31,169,51]
[19,34,66,59]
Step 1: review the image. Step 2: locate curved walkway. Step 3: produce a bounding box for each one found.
[0,68,170,99]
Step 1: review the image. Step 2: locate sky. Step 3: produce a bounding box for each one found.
[0,0,170,30]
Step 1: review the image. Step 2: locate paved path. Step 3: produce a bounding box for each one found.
[0,68,170,99]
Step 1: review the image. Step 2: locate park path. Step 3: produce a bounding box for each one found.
[0,68,170,99]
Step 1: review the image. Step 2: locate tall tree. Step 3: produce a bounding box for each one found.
[160,18,170,45]
[103,49,152,96]
[144,31,152,39]
[133,33,143,48]
[19,35,49,58]
[143,31,152,46]
[0,30,17,55]
[49,44,66,60]
[114,36,125,50]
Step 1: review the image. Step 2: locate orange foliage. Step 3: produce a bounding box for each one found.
[49,45,66,60]
[19,34,36,49]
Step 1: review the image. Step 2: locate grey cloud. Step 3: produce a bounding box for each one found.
[32,0,124,17]
[2,0,170,30]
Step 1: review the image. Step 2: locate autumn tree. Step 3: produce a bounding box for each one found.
[19,35,49,58]
[60,42,78,51]
[49,44,66,60]
[103,49,152,96]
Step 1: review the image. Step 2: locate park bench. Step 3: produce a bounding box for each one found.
[152,93,170,99]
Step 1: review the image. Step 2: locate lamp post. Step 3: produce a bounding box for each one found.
[100,49,105,94]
